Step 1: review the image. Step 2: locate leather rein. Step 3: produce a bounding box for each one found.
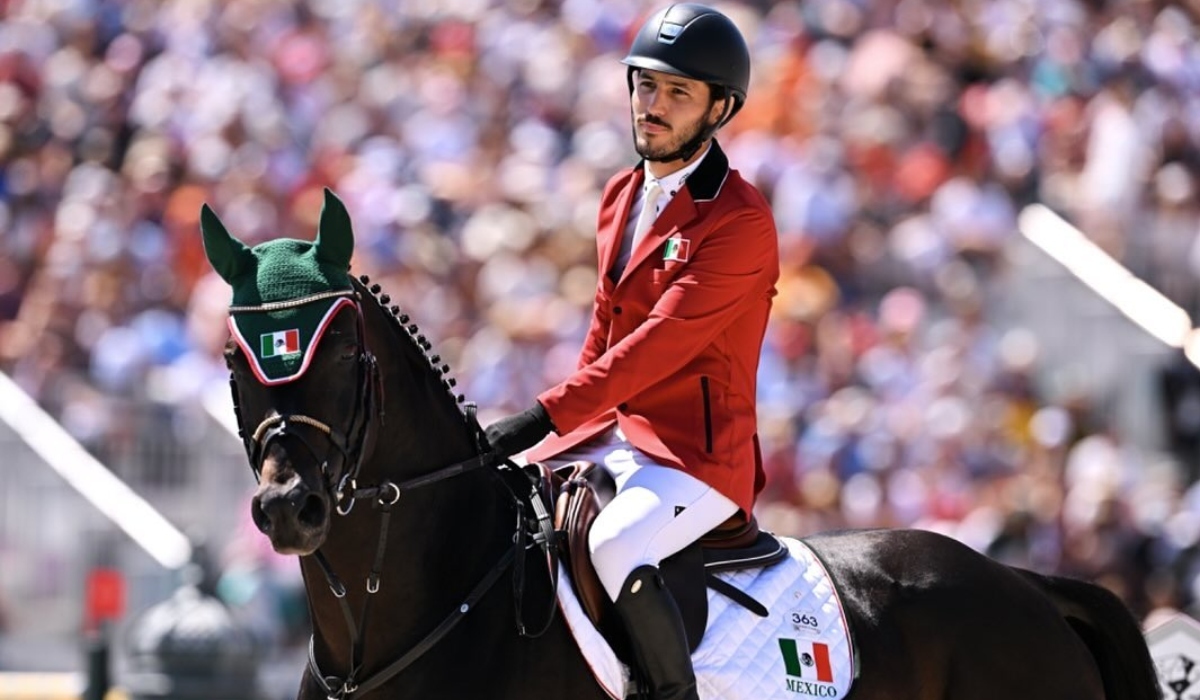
[227,289,559,700]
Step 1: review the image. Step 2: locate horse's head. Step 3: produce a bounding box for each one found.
[202,189,378,555]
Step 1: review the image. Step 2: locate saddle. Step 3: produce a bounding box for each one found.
[530,460,788,658]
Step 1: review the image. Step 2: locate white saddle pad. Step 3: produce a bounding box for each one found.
[557,535,857,700]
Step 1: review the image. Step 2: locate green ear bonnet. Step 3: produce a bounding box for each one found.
[201,188,359,385]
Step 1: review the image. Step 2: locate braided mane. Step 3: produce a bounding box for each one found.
[353,273,468,413]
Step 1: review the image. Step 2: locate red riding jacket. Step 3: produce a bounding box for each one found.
[528,141,779,517]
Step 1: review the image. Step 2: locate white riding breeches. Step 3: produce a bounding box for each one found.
[544,427,738,601]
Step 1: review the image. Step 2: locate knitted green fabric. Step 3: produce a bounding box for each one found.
[201,188,357,384]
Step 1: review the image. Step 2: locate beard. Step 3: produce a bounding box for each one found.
[633,112,712,162]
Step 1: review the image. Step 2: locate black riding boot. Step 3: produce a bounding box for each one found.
[613,565,700,700]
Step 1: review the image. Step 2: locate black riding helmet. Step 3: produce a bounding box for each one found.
[621,4,750,162]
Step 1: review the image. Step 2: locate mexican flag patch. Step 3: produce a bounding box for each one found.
[779,638,833,683]
[261,329,300,358]
[228,294,357,385]
[663,237,690,262]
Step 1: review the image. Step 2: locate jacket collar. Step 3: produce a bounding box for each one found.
[631,138,730,203]
[681,138,729,202]
[641,142,709,200]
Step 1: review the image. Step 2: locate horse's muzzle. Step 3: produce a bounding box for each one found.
[251,477,330,555]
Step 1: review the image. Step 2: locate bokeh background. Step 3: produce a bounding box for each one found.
[2,0,1200,695]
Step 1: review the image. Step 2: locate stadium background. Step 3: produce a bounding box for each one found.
[2,0,1200,696]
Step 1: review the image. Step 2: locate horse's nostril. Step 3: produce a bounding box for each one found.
[251,499,272,534]
[297,492,327,529]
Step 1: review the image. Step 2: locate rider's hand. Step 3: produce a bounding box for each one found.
[485,403,555,457]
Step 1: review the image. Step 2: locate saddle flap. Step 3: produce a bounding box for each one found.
[545,461,622,645]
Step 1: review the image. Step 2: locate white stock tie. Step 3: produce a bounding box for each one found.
[610,181,665,280]
[632,181,664,250]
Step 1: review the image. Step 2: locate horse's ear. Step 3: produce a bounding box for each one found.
[200,203,254,283]
[315,188,353,270]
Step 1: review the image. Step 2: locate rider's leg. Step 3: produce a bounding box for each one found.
[589,464,737,700]
[589,464,737,598]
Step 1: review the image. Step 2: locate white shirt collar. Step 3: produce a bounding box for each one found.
[642,142,712,199]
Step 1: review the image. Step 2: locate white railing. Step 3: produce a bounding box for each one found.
[1002,205,1179,449]
[0,372,254,672]
[0,373,191,570]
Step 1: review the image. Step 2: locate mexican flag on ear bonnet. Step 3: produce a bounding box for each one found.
[200,188,358,385]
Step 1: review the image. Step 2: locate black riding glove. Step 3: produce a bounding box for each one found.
[485,402,555,458]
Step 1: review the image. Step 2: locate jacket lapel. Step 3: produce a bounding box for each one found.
[600,168,645,279]
[622,192,698,279]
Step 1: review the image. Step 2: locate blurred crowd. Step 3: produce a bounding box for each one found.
[1,0,1200,627]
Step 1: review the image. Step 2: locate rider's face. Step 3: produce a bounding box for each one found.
[631,69,724,162]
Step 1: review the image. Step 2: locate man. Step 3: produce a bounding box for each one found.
[485,5,778,699]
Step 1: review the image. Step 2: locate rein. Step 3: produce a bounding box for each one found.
[227,280,560,700]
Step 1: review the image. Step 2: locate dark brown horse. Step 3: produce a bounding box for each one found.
[201,190,1161,700]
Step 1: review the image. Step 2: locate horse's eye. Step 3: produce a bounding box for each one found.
[326,329,357,361]
[225,348,248,373]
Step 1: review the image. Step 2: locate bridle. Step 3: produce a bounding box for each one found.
[228,290,381,514]
[225,282,559,700]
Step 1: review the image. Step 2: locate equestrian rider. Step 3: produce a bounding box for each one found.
[485,5,779,699]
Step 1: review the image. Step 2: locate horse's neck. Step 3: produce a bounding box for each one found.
[311,470,506,583]
[304,294,521,677]
[303,439,512,670]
